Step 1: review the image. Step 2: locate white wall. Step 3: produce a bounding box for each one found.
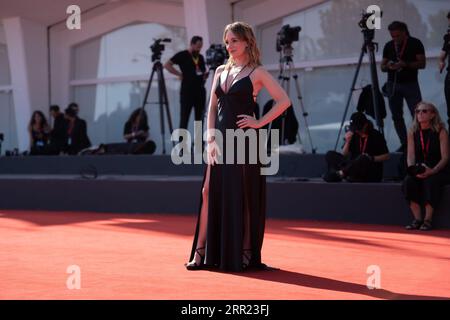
[235,0,326,27]
[0,23,6,44]
[3,17,48,151]
[50,0,185,107]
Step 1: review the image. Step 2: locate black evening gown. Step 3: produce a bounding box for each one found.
[188,69,267,272]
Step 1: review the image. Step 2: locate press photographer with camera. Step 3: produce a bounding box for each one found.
[438,12,450,133]
[381,21,426,152]
[403,102,450,231]
[164,36,208,132]
[123,108,150,143]
[323,112,389,183]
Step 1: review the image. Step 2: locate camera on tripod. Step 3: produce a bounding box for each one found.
[150,38,171,62]
[276,24,301,52]
[206,44,228,70]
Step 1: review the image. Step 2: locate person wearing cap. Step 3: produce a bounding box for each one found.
[323,112,390,182]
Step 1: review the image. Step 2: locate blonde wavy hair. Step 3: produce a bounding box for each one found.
[223,21,262,69]
[410,101,446,133]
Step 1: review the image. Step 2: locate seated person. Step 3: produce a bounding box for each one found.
[123,108,149,143]
[323,112,390,182]
[28,111,51,155]
[403,102,450,231]
[49,105,68,154]
[64,107,91,155]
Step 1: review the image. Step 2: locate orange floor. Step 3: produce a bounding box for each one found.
[0,210,449,300]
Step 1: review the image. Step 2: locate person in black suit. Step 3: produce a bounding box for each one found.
[49,105,68,154]
[64,107,91,155]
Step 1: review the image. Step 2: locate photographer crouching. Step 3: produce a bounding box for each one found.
[324,112,389,182]
[403,102,450,231]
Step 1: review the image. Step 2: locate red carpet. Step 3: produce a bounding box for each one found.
[0,210,449,300]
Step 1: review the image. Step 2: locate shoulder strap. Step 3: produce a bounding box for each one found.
[248,67,257,77]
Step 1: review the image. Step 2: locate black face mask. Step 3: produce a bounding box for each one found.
[191,51,199,58]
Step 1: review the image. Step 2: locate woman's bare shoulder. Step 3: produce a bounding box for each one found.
[215,65,226,74]
[251,65,272,79]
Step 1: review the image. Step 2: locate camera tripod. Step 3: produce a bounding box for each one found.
[141,59,174,155]
[334,27,384,150]
[276,44,316,153]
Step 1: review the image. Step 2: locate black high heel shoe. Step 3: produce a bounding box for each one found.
[185,247,205,270]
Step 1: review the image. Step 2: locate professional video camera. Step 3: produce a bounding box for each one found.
[206,44,228,70]
[150,38,171,62]
[358,9,382,42]
[276,24,301,52]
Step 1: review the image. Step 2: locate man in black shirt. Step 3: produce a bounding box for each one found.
[64,107,91,155]
[438,12,450,132]
[324,112,390,182]
[381,21,426,152]
[164,36,207,132]
[49,105,68,154]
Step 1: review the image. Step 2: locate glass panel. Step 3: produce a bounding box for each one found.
[268,0,450,63]
[72,22,187,80]
[72,76,187,154]
[257,57,446,153]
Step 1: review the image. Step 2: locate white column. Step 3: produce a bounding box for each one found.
[183,0,232,50]
[4,17,49,151]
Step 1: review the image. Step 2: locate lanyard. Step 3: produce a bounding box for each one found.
[192,54,200,72]
[192,55,199,66]
[359,136,368,154]
[395,37,408,60]
[419,129,431,162]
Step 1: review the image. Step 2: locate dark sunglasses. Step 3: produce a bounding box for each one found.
[415,109,432,114]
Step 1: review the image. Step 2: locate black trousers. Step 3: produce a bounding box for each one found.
[403,172,450,208]
[445,72,450,132]
[325,151,381,182]
[387,82,422,147]
[179,87,206,130]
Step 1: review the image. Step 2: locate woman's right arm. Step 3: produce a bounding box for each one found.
[205,65,224,165]
[406,130,415,167]
[206,65,224,142]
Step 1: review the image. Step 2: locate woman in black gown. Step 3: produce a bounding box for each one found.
[186,22,291,272]
[403,101,450,230]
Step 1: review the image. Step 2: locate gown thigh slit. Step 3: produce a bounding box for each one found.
[188,69,267,272]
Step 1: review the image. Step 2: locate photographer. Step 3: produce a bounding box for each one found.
[323,112,389,182]
[403,102,450,231]
[381,21,426,152]
[438,12,450,133]
[164,36,208,131]
[123,108,149,143]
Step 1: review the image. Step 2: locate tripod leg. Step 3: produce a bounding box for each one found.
[334,46,365,151]
[368,45,384,135]
[158,67,175,146]
[286,60,314,153]
[141,68,156,110]
[155,64,166,155]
